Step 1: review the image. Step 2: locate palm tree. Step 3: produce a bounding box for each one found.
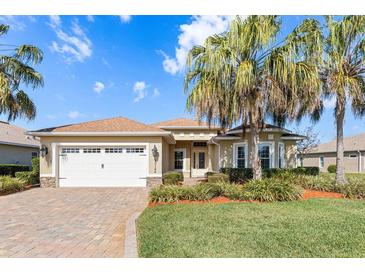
[185,16,323,179]
[322,16,365,184]
[0,24,43,121]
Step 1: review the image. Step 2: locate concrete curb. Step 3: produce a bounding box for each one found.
[123,211,143,258]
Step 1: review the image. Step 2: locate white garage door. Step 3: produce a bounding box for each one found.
[58,146,148,187]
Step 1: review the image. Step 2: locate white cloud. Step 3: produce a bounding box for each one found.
[0,16,26,30]
[153,88,160,97]
[48,16,92,63]
[133,81,147,102]
[55,94,66,101]
[93,81,105,94]
[160,15,236,75]
[323,97,336,109]
[46,114,56,120]
[101,57,111,68]
[68,111,81,119]
[86,15,94,22]
[119,15,132,23]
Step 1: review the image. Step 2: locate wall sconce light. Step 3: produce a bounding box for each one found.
[152,145,159,173]
[40,145,48,157]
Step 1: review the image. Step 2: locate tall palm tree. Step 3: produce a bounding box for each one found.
[185,16,323,179]
[323,16,365,184]
[0,24,43,121]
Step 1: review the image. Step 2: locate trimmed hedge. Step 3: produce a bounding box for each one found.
[0,176,25,194]
[327,165,336,173]
[220,167,319,183]
[162,171,184,185]
[15,157,40,186]
[0,164,29,177]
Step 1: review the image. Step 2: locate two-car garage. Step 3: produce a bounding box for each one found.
[58,145,148,187]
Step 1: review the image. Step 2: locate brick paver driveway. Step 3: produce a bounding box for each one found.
[0,187,148,258]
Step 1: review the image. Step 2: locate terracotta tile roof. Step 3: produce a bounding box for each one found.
[0,121,40,147]
[308,132,365,153]
[152,118,216,128]
[33,117,166,133]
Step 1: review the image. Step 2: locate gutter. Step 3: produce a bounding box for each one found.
[0,141,40,148]
[27,131,173,137]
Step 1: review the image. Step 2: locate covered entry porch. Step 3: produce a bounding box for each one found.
[168,141,218,178]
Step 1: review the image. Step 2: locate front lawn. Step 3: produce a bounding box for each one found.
[137,199,365,257]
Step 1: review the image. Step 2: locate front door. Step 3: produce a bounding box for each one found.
[192,149,208,177]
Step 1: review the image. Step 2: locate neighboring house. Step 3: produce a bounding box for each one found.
[301,132,365,173]
[0,121,40,166]
[28,117,303,188]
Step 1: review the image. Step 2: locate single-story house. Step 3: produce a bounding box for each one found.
[301,132,365,173]
[28,117,303,188]
[0,121,40,167]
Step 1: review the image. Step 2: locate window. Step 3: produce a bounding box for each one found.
[235,144,247,168]
[126,147,144,153]
[259,144,271,169]
[83,148,101,153]
[174,150,184,170]
[349,154,357,158]
[193,142,207,147]
[319,156,324,168]
[198,152,205,169]
[62,148,80,154]
[31,152,38,158]
[105,148,123,153]
[278,143,285,168]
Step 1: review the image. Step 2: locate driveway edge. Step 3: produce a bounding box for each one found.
[123,211,143,258]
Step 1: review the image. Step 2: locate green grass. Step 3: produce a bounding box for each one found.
[137,199,365,257]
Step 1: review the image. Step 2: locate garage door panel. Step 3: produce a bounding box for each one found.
[59,146,148,187]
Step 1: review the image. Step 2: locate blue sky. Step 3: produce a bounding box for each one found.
[0,15,364,142]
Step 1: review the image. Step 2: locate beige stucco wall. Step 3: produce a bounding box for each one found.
[302,151,364,173]
[218,132,297,169]
[171,129,220,141]
[0,144,39,166]
[39,136,164,176]
[161,139,170,173]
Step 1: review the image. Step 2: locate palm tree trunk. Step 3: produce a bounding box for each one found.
[249,113,262,180]
[335,99,347,184]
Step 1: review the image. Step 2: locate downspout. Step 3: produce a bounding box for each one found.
[358,150,362,173]
[210,137,221,172]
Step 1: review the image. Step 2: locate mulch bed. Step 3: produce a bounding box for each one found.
[148,189,344,207]
[303,189,344,200]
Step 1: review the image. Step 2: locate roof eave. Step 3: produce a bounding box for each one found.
[27,131,173,137]
[0,141,40,148]
[157,126,220,130]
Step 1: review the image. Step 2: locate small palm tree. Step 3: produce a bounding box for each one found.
[0,24,43,121]
[185,16,323,179]
[323,16,365,184]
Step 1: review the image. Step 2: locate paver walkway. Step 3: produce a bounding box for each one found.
[0,187,148,258]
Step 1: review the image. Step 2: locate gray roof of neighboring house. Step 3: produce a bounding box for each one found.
[0,121,40,148]
[308,132,365,154]
[213,123,305,140]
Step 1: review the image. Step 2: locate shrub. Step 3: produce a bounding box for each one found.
[293,167,319,176]
[205,171,217,177]
[334,180,365,199]
[243,178,303,202]
[0,164,29,177]
[149,185,183,203]
[220,167,319,183]
[15,157,40,186]
[220,167,253,183]
[327,165,336,173]
[207,173,229,183]
[0,176,25,194]
[162,171,184,186]
[298,175,335,192]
